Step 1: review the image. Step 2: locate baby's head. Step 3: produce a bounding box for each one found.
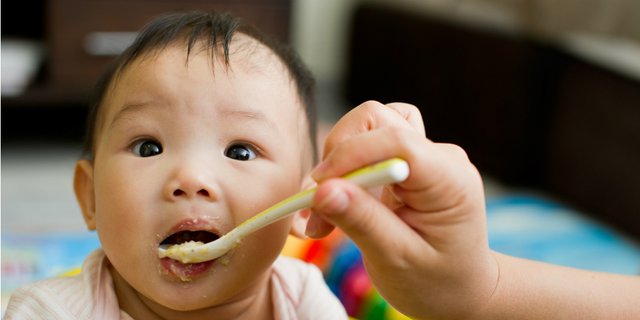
[73,11,318,314]
[83,11,317,162]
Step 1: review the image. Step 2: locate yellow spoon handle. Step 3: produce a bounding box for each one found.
[158,158,409,263]
[233,157,410,238]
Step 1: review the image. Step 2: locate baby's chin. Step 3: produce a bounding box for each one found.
[151,259,276,313]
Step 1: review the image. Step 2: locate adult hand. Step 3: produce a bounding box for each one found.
[306,101,498,319]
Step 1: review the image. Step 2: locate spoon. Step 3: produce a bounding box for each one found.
[158,158,410,263]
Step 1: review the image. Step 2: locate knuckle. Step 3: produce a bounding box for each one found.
[389,102,421,114]
[385,126,421,149]
[441,143,470,161]
[360,100,385,111]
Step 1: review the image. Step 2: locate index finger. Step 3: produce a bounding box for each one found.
[385,102,426,136]
[321,101,425,161]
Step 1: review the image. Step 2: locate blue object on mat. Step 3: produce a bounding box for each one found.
[1,232,100,294]
[487,196,640,275]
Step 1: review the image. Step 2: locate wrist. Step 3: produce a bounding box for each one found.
[424,248,501,320]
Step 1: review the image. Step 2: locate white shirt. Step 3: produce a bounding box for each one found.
[5,249,348,319]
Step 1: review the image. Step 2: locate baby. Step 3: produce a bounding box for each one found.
[5,11,347,319]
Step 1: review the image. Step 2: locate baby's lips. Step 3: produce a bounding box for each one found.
[159,230,219,248]
[160,256,215,282]
[160,217,225,246]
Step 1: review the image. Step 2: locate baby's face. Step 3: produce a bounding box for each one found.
[85,36,311,310]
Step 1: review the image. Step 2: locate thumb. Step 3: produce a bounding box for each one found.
[311,178,413,256]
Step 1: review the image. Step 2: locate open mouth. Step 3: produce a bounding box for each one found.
[160,230,220,247]
[159,231,219,281]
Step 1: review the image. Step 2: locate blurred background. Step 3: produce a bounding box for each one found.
[3,0,640,318]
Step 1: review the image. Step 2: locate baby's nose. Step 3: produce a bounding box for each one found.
[172,187,210,198]
[165,166,217,201]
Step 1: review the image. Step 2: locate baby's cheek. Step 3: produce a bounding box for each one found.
[245,219,291,259]
[94,176,148,257]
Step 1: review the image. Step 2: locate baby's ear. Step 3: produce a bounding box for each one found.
[289,174,316,238]
[74,159,97,231]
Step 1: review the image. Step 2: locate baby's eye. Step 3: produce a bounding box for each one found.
[225,143,257,161]
[132,139,163,157]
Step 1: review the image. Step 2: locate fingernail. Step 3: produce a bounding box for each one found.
[310,161,327,180]
[305,216,319,238]
[317,187,349,213]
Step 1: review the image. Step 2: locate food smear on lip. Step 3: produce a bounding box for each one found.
[219,239,242,266]
[161,257,215,282]
[171,264,193,282]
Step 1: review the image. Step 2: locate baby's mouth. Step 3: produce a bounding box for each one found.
[160,230,220,247]
[159,230,220,281]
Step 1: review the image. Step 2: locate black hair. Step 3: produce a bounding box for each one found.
[82,10,317,161]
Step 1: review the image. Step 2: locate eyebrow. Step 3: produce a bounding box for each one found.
[218,108,278,132]
[107,101,157,130]
[108,103,279,133]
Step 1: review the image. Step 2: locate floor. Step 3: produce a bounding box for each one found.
[2,144,88,234]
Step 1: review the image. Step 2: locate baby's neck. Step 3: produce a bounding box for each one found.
[110,266,274,320]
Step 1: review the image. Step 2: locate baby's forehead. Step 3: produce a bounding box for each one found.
[224,34,292,80]
[100,33,300,119]
[227,34,281,64]
[121,33,290,87]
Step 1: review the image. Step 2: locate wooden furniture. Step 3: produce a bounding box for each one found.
[3,0,291,105]
[345,3,640,239]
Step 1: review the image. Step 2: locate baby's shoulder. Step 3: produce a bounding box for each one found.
[272,256,348,319]
[272,255,327,290]
[4,276,89,319]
